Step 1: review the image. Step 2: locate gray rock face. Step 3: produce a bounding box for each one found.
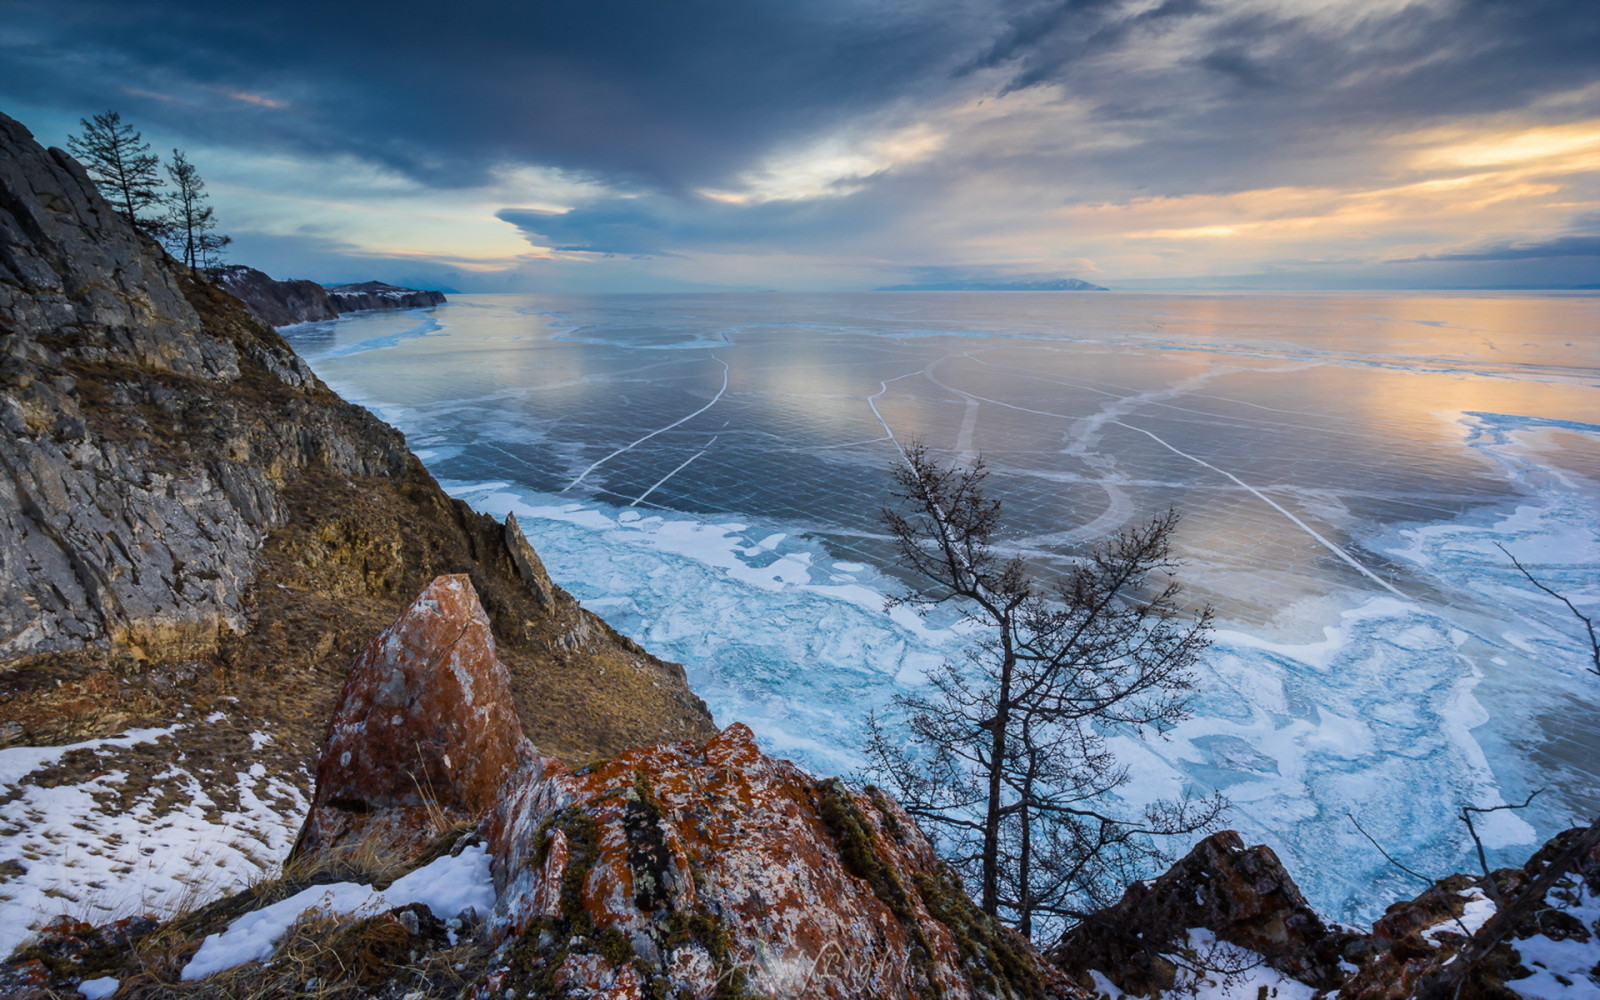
[0,118,233,380]
[0,111,404,663]
[0,107,714,765]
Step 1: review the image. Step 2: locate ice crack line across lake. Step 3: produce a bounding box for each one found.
[561,353,730,493]
[1114,420,1411,599]
[866,372,922,456]
[631,434,721,507]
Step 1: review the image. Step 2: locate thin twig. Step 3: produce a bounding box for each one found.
[1460,790,1545,905]
[1496,543,1599,677]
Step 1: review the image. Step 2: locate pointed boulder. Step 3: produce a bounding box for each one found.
[292,574,534,864]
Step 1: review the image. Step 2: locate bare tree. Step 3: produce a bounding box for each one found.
[66,111,165,234]
[864,443,1225,940]
[163,149,231,270]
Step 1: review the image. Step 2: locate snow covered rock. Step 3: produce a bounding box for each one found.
[292,574,536,864]
[1051,830,1356,995]
[1347,819,1600,1000]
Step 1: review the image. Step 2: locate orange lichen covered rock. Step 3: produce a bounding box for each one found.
[289,575,1073,997]
[479,723,1075,999]
[292,574,534,863]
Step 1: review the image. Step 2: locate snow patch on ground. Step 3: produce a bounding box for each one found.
[0,728,308,957]
[1509,878,1600,1000]
[1085,930,1318,1000]
[181,845,494,980]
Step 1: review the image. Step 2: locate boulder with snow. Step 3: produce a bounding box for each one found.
[1050,830,1358,995]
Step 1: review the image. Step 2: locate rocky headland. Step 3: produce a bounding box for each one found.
[206,264,447,328]
[2,107,1596,999]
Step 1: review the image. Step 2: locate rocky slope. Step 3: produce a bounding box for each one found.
[5,573,1594,999]
[5,575,1079,999]
[0,108,712,940]
[206,265,446,328]
[1051,820,1600,1000]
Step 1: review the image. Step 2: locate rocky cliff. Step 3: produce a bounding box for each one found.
[205,264,340,326]
[206,265,447,328]
[326,279,447,313]
[0,107,713,942]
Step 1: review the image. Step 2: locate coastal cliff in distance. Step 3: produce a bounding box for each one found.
[0,106,711,789]
[878,277,1109,291]
[206,264,447,327]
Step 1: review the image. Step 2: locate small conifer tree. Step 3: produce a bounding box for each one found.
[66,111,164,234]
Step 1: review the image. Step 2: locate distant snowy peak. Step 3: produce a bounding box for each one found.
[878,276,1109,291]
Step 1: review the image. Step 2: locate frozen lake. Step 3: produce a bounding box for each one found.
[284,290,1600,921]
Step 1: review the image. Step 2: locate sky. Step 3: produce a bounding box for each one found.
[2,0,1597,291]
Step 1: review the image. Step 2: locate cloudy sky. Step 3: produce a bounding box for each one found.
[3,0,1597,290]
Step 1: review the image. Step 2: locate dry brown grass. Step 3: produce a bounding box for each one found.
[94,825,488,1000]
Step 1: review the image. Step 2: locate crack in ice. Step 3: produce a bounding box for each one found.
[1114,420,1411,599]
[630,435,720,507]
[561,353,730,493]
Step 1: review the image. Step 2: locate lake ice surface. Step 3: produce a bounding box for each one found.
[283,291,1600,922]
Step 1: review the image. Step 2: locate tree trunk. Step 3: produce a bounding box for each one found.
[981,628,1015,915]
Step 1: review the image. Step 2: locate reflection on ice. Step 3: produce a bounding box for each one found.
[287,291,1599,923]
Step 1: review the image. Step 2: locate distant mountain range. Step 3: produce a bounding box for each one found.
[878,277,1109,292]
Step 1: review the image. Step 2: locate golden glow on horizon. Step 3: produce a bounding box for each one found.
[1410,121,1600,169]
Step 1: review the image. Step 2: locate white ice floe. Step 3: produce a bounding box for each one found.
[181,845,494,980]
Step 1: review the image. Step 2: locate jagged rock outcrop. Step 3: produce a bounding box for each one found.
[1347,819,1600,1000]
[1051,821,1600,1000]
[292,575,535,863]
[206,266,447,328]
[1052,831,1357,995]
[326,280,446,313]
[286,574,1078,999]
[1,107,710,791]
[206,264,339,326]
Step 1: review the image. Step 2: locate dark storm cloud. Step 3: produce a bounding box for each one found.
[944,0,1600,194]
[9,0,1594,199]
[5,0,1595,286]
[497,193,887,258]
[971,0,1598,120]
[0,0,984,192]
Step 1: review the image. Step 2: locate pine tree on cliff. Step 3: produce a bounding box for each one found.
[66,111,165,234]
[162,149,231,270]
[864,443,1226,940]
